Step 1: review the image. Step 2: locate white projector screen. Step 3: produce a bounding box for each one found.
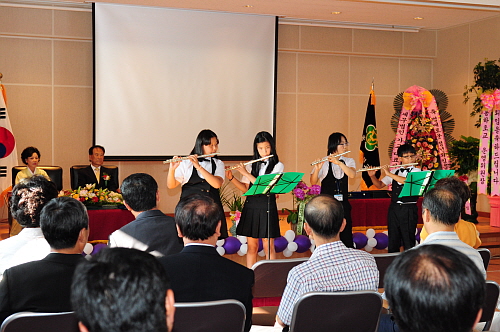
[93,3,277,159]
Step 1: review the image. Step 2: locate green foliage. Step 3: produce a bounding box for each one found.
[219,181,245,211]
[282,208,298,224]
[463,59,500,127]
[448,136,479,176]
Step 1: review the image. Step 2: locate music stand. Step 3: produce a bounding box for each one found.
[244,172,304,259]
[399,170,455,198]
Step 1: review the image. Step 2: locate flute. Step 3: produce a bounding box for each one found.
[356,163,419,172]
[163,153,219,164]
[225,155,274,171]
[310,151,350,166]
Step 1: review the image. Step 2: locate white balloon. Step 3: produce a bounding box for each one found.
[258,250,266,257]
[237,250,245,256]
[287,242,298,252]
[309,244,316,252]
[364,245,373,252]
[366,228,376,238]
[284,230,296,242]
[367,238,377,247]
[310,238,315,246]
[283,249,293,257]
[383,231,388,235]
[216,239,225,247]
[83,243,93,255]
[237,236,247,244]
[216,246,226,256]
[240,244,248,254]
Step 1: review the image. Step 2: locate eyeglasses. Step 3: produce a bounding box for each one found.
[339,142,349,147]
[401,154,416,158]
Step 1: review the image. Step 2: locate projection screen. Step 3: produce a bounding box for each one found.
[94,3,277,159]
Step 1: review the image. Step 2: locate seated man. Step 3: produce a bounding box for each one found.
[0,175,58,275]
[0,197,88,323]
[77,145,118,191]
[385,244,485,332]
[158,194,254,332]
[72,247,175,332]
[276,195,379,329]
[108,173,183,257]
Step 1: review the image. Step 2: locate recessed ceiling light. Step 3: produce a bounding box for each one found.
[332,11,341,15]
[243,5,253,8]
[414,17,424,20]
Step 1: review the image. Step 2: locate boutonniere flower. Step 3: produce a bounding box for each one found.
[102,173,110,181]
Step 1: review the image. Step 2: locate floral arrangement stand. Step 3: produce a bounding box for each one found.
[59,184,123,209]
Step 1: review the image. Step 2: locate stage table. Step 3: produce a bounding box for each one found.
[350,198,423,228]
[87,208,135,241]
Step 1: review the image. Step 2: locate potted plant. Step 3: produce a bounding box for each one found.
[220,182,245,236]
[448,136,479,223]
[282,181,321,235]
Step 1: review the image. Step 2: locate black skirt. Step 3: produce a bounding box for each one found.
[236,194,281,238]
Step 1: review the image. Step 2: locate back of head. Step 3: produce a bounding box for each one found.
[396,143,416,157]
[10,175,59,227]
[422,188,461,225]
[385,244,485,332]
[175,193,220,241]
[120,173,157,212]
[40,196,88,249]
[304,195,344,238]
[434,176,471,209]
[72,247,170,332]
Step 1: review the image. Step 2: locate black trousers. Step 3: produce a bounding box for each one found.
[387,203,418,253]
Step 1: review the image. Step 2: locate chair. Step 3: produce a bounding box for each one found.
[372,252,400,289]
[480,281,500,331]
[70,165,118,190]
[12,166,63,191]
[251,258,309,326]
[0,311,78,332]
[289,291,383,332]
[478,248,491,270]
[172,299,245,332]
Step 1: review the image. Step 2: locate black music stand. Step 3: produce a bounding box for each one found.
[243,172,304,259]
[399,170,455,198]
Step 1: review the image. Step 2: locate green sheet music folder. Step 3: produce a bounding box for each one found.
[243,172,304,196]
[399,170,455,198]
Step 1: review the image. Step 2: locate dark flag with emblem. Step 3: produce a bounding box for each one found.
[359,89,381,190]
[0,82,18,207]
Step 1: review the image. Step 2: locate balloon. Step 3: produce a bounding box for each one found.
[352,232,368,249]
[284,230,296,242]
[367,238,377,248]
[283,249,293,257]
[83,243,93,255]
[287,242,298,252]
[237,250,245,256]
[374,232,388,250]
[258,238,263,252]
[258,250,266,257]
[366,228,376,238]
[216,246,226,256]
[239,243,248,255]
[216,239,225,247]
[294,235,311,253]
[274,236,288,253]
[237,236,247,244]
[91,243,107,255]
[222,236,241,255]
[364,245,373,252]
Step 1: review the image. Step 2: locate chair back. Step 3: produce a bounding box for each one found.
[289,291,382,332]
[0,311,78,332]
[12,166,63,191]
[70,165,118,190]
[252,258,309,298]
[172,299,245,332]
[480,280,500,331]
[478,248,491,270]
[372,252,400,289]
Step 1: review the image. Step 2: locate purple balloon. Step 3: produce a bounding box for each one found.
[294,235,311,253]
[258,238,263,252]
[91,243,107,255]
[274,236,288,253]
[222,236,241,255]
[352,232,368,249]
[416,228,422,243]
[374,233,388,250]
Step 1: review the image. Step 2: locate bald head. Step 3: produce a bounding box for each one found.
[422,188,461,226]
[304,195,344,238]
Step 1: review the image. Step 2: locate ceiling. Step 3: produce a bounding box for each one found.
[3,0,500,30]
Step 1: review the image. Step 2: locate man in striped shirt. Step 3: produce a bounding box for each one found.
[276,195,379,329]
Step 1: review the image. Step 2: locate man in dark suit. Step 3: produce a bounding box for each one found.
[108,173,183,257]
[0,196,89,323]
[158,194,254,332]
[77,145,119,191]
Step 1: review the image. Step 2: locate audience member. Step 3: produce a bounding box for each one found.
[108,173,183,256]
[420,176,481,248]
[0,175,58,274]
[158,194,254,332]
[385,244,485,332]
[76,145,118,191]
[275,195,379,329]
[72,247,175,332]
[0,197,88,323]
[420,187,485,277]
